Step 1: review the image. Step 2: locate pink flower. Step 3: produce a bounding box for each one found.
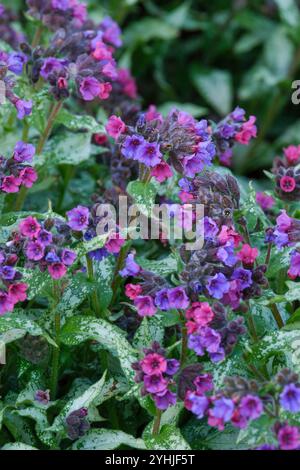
[105,233,126,254]
[99,82,112,100]
[134,295,157,317]
[125,283,142,299]
[280,175,296,193]
[186,302,214,329]
[256,192,274,210]
[283,145,300,165]
[276,210,292,232]
[19,216,41,239]
[218,226,242,247]
[235,116,257,144]
[48,263,67,279]
[1,175,21,193]
[178,191,194,203]
[145,105,163,123]
[19,167,38,188]
[0,291,14,315]
[277,425,300,450]
[102,62,117,80]
[26,241,45,261]
[237,244,258,265]
[151,162,173,183]
[8,283,28,303]
[141,353,167,375]
[105,115,126,139]
[92,41,112,61]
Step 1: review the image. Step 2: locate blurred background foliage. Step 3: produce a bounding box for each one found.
[3,0,300,178]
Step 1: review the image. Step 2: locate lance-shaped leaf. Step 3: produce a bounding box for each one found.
[72,429,146,450]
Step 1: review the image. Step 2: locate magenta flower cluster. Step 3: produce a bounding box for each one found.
[9,216,77,280]
[0,250,27,316]
[184,369,300,450]
[132,342,179,410]
[0,141,37,194]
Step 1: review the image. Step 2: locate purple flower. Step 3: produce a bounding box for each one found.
[119,254,141,277]
[207,273,230,299]
[204,217,218,239]
[100,16,122,48]
[154,288,171,311]
[194,374,214,394]
[280,383,300,413]
[26,241,45,261]
[79,77,101,101]
[35,389,50,405]
[231,268,253,289]
[216,241,237,267]
[37,230,53,246]
[51,0,70,11]
[134,295,157,317]
[239,395,263,420]
[168,287,189,309]
[165,359,180,376]
[278,425,300,450]
[121,135,144,160]
[288,250,300,280]
[188,334,205,356]
[8,52,27,75]
[189,393,210,419]
[211,397,235,422]
[143,373,168,394]
[0,266,16,280]
[231,106,245,121]
[13,141,35,163]
[154,390,176,410]
[40,57,64,79]
[135,142,162,167]
[15,99,32,120]
[209,347,225,363]
[199,326,221,354]
[45,251,60,263]
[61,249,77,266]
[67,205,90,231]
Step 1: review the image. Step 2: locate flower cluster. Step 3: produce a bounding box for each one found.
[272,145,300,201]
[26,0,88,31]
[66,204,125,261]
[0,57,32,119]
[186,302,246,363]
[65,408,90,440]
[266,210,300,250]
[5,216,77,282]
[23,7,122,103]
[185,368,300,450]
[132,342,179,410]
[0,249,28,316]
[0,141,37,194]
[212,106,257,166]
[106,106,256,181]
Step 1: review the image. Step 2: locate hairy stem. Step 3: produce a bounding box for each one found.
[49,284,61,399]
[152,409,162,436]
[86,255,102,318]
[31,24,44,48]
[269,303,284,329]
[36,101,63,155]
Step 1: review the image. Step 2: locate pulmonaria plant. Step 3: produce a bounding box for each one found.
[184,368,300,450]
[105,106,256,182]
[0,250,28,316]
[132,342,179,410]
[0,58,32,119]
[0,141,37,193]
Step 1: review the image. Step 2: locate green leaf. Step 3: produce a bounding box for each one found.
[60,316,138,384]
[56,273,96,321]
[133,315,164,349]
[56,108,105,133]
[44,131,92,166]
[274,0,300,27]
[48,372,113,435]
[1,443,38,450]
[263,27,294,80]
[144,424,190,450]
[285,281,300,302]
[157,102,207,118]
[127,180,157,218]
[136,254,178,276]
[19,268,52,300]
[124,18,178,44]
[75,233,108,257]
[72,429,146,450]
[0,313,56,347]
[191,68,233,116]
[93,256,115,311]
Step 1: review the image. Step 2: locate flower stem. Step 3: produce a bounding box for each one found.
[246,311,259,343]
[265,242,272,268]
[31,24,44,48]
[152,409,162,436]
[36,100,63,155]
[110,243,131,308]
[180,325,188,366]
[269,303,284,329]
[86,255,102,318]
[50,312,61,400]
